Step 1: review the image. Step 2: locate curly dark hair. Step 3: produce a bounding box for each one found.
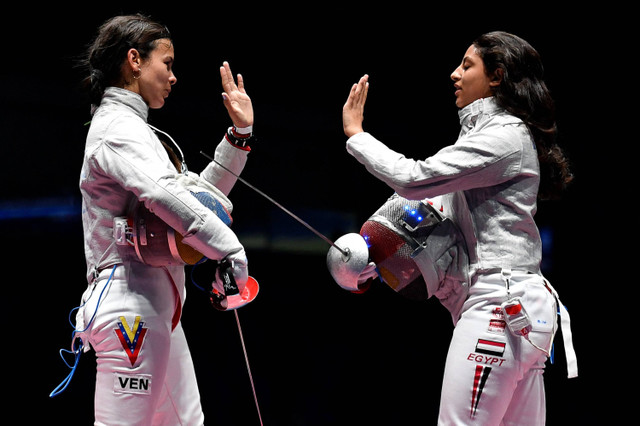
[473,31,573,200]
[80,14,172,107]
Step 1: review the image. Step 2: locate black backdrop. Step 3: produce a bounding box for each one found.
[2,4,620,425]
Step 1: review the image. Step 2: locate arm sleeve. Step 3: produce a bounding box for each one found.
[200,135,250,196]
[345,129,524,200]
[92,117,244,261]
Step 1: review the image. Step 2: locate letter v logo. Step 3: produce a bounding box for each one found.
[114,316,148,366]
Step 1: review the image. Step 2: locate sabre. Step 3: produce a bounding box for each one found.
[200,150,351,258]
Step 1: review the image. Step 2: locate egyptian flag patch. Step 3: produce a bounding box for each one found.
[475,339,506,357]
[115,316,148,366]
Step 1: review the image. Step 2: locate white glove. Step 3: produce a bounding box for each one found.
[212,250,248,298]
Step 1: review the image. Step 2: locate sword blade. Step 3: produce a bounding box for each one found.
[200,151,349,257]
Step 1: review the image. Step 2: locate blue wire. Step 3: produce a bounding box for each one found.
[50,265,117,397]
[49,348,82,397]
[189,257,209,293]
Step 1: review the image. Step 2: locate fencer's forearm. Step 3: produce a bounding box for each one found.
[346,132,446,199]
[346,132,519,200]
[143,176,244,261]
[179,212,245,261]
[96,140,245,262]
[200,134,249,195]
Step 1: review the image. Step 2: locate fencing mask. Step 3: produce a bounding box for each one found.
[328,193,469,312]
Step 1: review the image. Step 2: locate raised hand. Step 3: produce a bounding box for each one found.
[220,61,253,129]
[342,74,369,137]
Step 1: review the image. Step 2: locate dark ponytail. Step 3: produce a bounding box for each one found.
[473,31,573,200]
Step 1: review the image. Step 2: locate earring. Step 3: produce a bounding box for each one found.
[133,68,141,80]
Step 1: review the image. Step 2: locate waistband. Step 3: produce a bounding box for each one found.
[475,267,538,276]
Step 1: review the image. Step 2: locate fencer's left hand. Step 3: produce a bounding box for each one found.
[343,74,369,138]
[220,61,254,129]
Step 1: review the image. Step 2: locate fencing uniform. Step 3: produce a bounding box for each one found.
[346,97,577,424]
[76,87,250,425]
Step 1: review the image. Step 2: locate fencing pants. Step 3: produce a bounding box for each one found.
[438,271,557,425]
[76,262,204,426]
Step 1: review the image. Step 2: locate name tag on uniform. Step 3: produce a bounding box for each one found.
[113,372,152,395]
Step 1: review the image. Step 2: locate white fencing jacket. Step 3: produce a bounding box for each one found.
[80,87,249,297]
[347,97,542,320]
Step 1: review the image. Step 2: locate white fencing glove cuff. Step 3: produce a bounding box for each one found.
[210,250,257,311]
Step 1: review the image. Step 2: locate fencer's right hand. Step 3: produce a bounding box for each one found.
[212,250,248,297]
[220,61,253,129]
[343,74,369,138]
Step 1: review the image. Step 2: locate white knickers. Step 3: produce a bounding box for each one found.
[76,263,204,426]
[438,271,560,425]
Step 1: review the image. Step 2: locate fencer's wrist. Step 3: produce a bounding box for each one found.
[225,125,254,150]
[228,248,247,266]
[344,126,364,138]
[233,124,253,135]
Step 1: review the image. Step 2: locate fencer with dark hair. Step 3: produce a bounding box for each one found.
[67,14,258,424]
[333,31,577,425]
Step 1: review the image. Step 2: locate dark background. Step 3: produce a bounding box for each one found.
[2,4,622,425]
